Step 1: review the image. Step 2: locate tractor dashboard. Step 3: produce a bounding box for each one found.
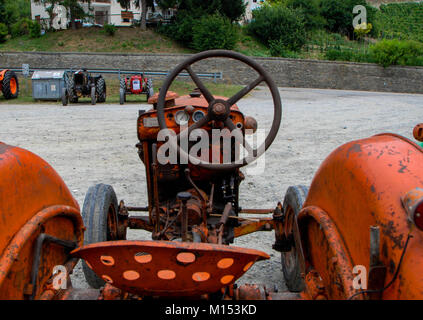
[137,94,245,141]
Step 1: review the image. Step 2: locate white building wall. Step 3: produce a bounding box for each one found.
[30,0,165,28]
[244,0,265,22]
[31,1,51,20]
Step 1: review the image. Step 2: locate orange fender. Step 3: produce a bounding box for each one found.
[0,142,83,299]
[0,69,7,82]
[300,133,423,299]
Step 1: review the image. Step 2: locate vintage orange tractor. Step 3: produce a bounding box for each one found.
[0,69,19,100]
[0,51,422,301]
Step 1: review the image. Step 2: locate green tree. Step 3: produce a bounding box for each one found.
[0,0,6,25]
[319,0,376,38]
[248,4,306,51]
[0,22,8,42]
[285,0,325,30]
[191,14,238,51]
[0,0,31,31]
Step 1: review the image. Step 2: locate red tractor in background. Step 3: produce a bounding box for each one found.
[0,69,19,100]
[120,74,154,105]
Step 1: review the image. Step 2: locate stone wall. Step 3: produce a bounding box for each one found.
[1,51,422,94]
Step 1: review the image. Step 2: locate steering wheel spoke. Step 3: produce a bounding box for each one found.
[227,75,265,107]
[185,66,215,103]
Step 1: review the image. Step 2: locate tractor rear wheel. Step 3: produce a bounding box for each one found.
[90,86,96,105]
[96,77,106,103]
[1,70,19,99]
[81,184,121,288]
[61,87,68,106]
[281,185,308,292]
[67,77,78,103]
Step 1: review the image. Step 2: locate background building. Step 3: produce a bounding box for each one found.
[244,0,265,22]
[31,0,175,28]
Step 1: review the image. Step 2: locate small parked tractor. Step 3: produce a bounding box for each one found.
[1,51,423,301]
[62,69,106,106]
[119,74,154,105]
[0,69,19,100]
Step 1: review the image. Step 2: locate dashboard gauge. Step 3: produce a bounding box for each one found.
[193,110,205,123]
[175,110,190,125]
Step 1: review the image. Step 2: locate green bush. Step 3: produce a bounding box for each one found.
[0,23,8,43]
[10,18,32,38]
[319,0,376,38]
[191,14,238,51]
[248,5,306,52]
[370,39,423,67]
[325,48,354,61]
[29,20,41,38]
[103,23,117,36]
[269,39,300,58]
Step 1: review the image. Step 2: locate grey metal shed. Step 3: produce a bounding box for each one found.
[32,70,68,100]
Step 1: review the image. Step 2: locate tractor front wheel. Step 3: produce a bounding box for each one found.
[81,184,121,288]
[1,70,19,99]
[119,88,125,105]
[90,86,96,105]
[281,185,308,292]
[146,78,154,100]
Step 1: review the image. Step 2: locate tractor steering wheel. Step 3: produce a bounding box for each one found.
[157,50,282,171]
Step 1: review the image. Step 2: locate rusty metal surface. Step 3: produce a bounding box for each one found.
[301,133,423,299]
[235,284,267,300]
[0,142,80,256]
[0,142,83,300]
[71,240,269,297]
[239,208,274,214]
[303,270,327,300]
[148,91,179,105]
[413,123,423,142]
[234,218,273,238]
[298,206,357,299]
[0,69,7,81]
[0,205,84,299]
[137,103,245,141]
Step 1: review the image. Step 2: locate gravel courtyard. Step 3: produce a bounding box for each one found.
[0,87,421,292]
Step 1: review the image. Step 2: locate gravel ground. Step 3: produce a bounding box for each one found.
[0,87,421,294]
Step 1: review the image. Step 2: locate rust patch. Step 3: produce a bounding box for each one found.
[380,220,404,249]
[382,241,388,259]
[0,143,11,155]
[346,143,362,158]
[389,259,396,274]
[398,160,407,173]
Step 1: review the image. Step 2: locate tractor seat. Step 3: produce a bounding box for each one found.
[71,240,269,297]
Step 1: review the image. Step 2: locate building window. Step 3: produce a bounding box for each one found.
[121,10,134,23]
